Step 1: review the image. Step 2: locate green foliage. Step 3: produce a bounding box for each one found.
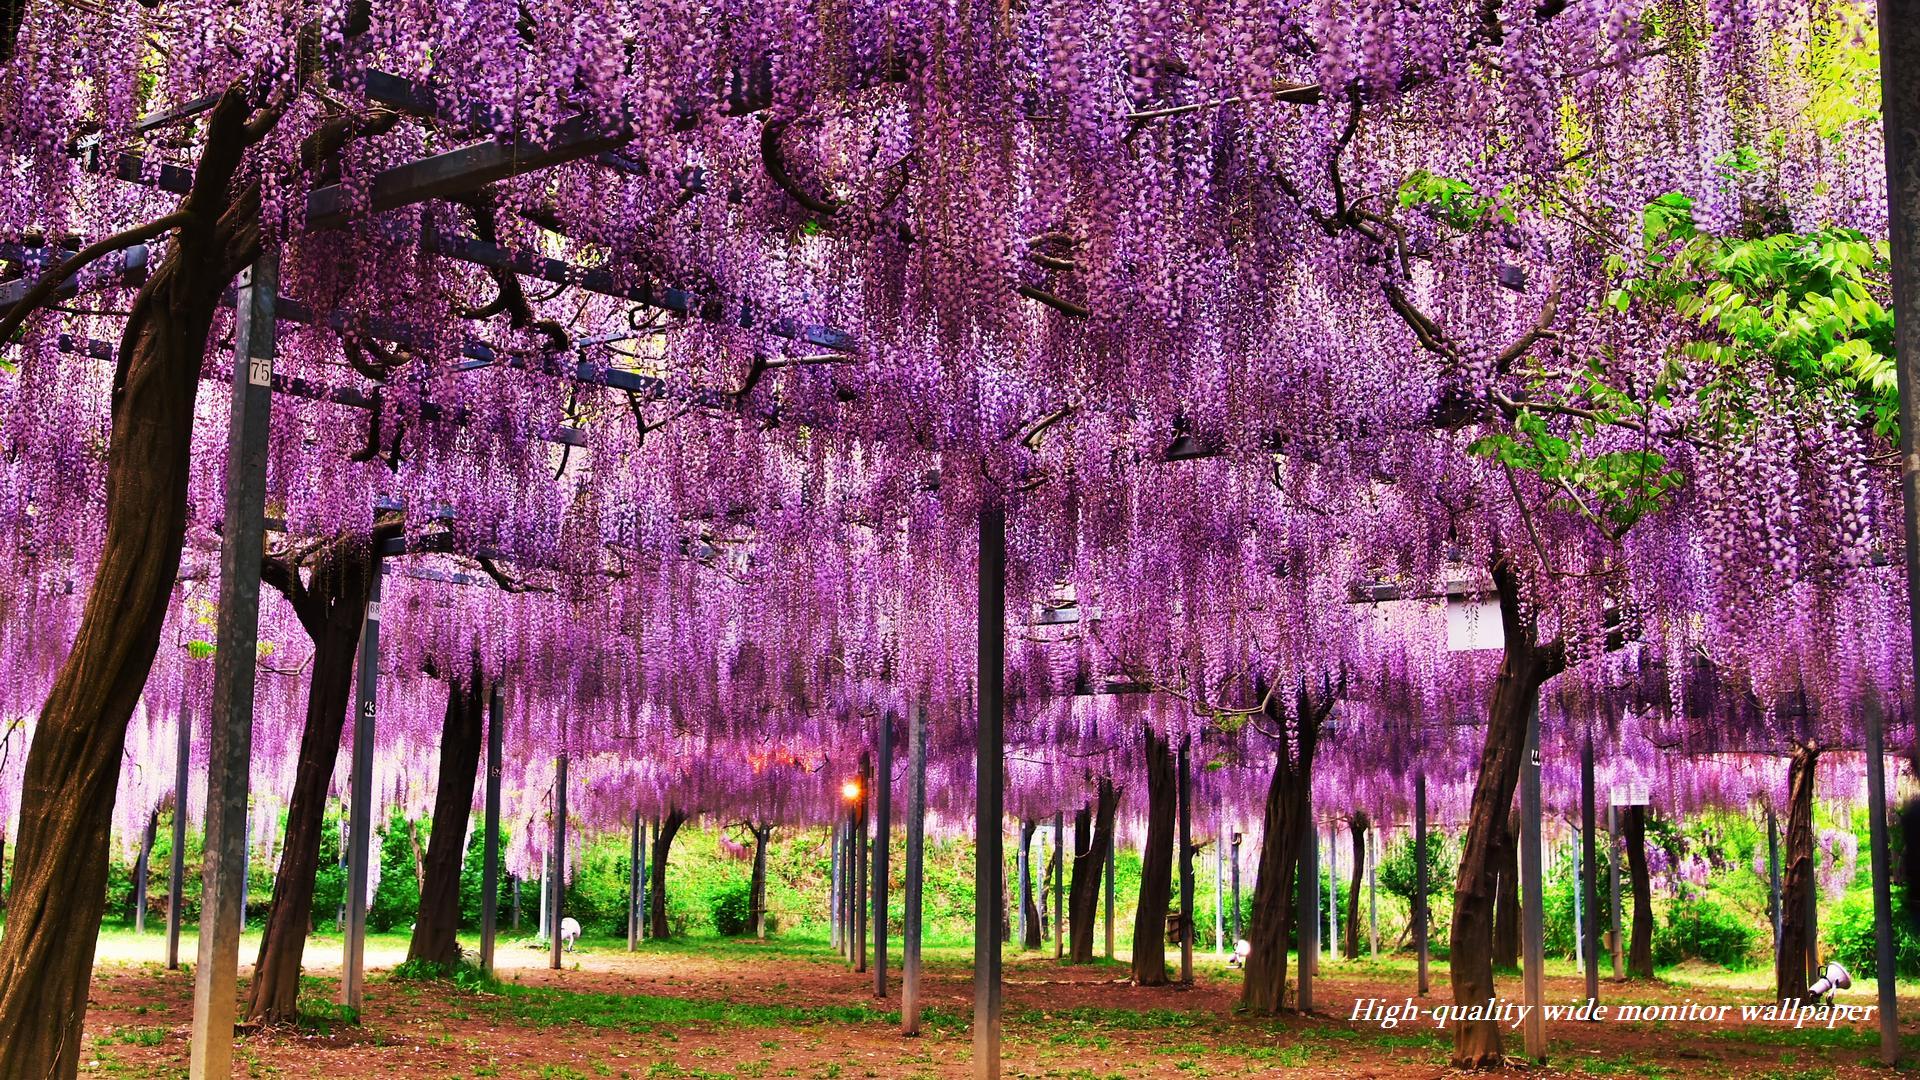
[711,881,753,935]
[1824,888,1920,980]
[1543,845,1615,960]
[1469,409,1683,536]
[559,835,630,935]
[367,811,423,932]
[1396,171,1514,231]
[1615,191,1896,438]
[1652,896,1755,968]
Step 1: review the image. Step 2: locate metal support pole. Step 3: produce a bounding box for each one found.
[1017,821,1030,948]
[1231,832,1242,943]
[1053,810,1064,961]
[190,250,278,1080]
[1864,692,1900,1065]
[903,702,927,1034]
[1214,812,1225,956]
[1609,804,1623,979]
[875,713,893,997]
[342,553,383,1009]
[1177,737,1194,984]
[1367,826,1378,959]
[1520,704,1546,1062]
[974,506,1006,1080]
[638,820,648,941]
[167,709,191,970]
[1574,841,1585,973]
[1327,826,1338,964]
[753,824,769,939]
[628,807,642,951]
[1582,736,1599,1008]
[480,683,503,976]
[830,820,841,951]
[1415,773,1429,995]
[551,753,567,970]
[855,754,869,974]
[1104,828,1115,960]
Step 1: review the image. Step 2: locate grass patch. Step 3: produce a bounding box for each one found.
[94,1026,167,1047]
[479,982,894,1034]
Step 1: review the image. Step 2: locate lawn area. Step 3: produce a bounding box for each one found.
[69,927,1920,1077]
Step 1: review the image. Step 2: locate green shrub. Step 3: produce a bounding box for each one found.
[367,813,422,932]
[1652,897,1754,968]
[1825,888,1920,979]
[712,881,753,935]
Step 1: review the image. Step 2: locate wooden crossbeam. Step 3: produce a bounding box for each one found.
[305,113,636,231]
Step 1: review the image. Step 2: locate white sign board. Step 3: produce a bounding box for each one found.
[1445,596,1505,653]
[1610,784,1650,807]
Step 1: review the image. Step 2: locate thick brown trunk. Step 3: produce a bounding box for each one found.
[1344,813,1367,960]
[1019,819,1042,948]
[1131,728,1178,986]
[649,809,687,938]
[1449,560,1563,1069]
[1624,805,1654,978]
[248,539,378,1022]
[0,87,266,1079]
[406,665,486,967]
[1777,745,1818,1002]
[1240,683,1326,1014]
[1492,807,1520,970]
[1068,779,1117,963]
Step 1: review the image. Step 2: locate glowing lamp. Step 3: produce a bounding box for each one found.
[841,779,862,801]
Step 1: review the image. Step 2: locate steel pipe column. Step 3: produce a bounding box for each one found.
[1520,704,1546,1062]
[875,714,894,998]
[903,703,927,1034]
[1581,736,1599,1008]
[190,251,279,1080]
[480,684,503,976]
[974,506,1006,1080]
[1415,772,1429,996]
[167,709,191,970]
[342,552,384,1008]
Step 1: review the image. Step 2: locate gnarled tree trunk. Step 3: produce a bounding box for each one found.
[406,663,486,967]
[1777,744,1819,1002]
[248,532,383,1022]
[1131,727,1178,986]
[1241,681,1331,1013]
[1068,778,1117,963]
[1344,812,1367,959]
[1624,804,1654,979]
[1449,559,1565,1069]
[649,809,688,938]
[0,87,270,1079]
[1019,818,1042,949]
[1492,807,1520,970]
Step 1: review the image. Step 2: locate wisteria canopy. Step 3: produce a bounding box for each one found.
[0,0,1909,1076]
